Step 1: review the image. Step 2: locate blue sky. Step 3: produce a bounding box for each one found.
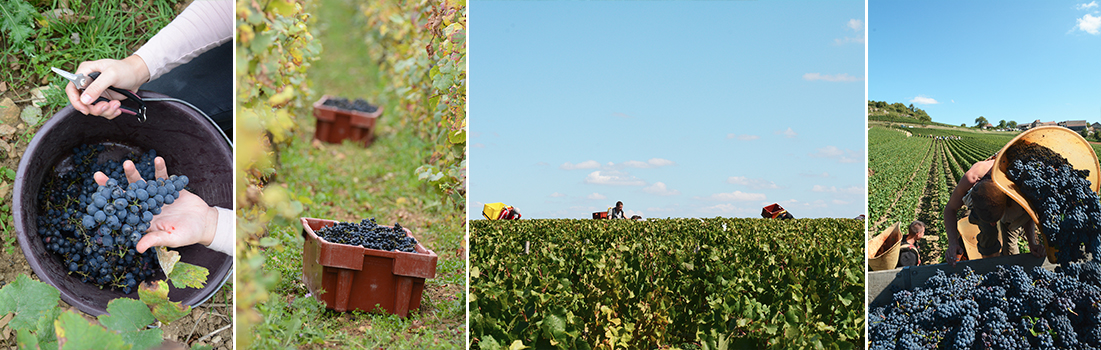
[468,1,866,220]
[870,1,1101,127]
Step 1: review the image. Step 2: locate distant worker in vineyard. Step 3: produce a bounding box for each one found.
[943,156,1045,266]
[897,221,925,267]
[610,201,627,219]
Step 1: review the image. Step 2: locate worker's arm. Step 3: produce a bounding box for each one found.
[1025,221,1045,258]
[943,159,994,266]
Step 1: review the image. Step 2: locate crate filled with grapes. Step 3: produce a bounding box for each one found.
[300,217,437,317]
[312,95,384,146]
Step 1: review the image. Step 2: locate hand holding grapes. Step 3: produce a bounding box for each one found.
[93,157,218,253]
[944,240,965,266]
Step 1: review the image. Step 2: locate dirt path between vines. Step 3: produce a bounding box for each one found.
[914,140,946,264]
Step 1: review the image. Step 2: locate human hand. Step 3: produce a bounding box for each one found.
[64,55,149,119]
[1029,240,1047,259]
[945,242,965,266]
[93,157,217,253]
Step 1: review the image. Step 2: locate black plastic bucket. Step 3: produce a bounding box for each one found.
[14,91,232,316]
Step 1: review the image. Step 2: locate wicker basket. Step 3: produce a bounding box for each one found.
[868,223,902,271]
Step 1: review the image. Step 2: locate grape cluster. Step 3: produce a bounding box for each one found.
[36,144,186,294]
[1005,142,1101,263]
[870,262,1101,349]
[321,97,378,113]
[316,218,418,253]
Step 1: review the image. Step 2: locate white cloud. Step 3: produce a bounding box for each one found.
[775,128,798,138]
[562,158,674,170]
[832,199,850,205]
[812,185,864,194]
[809,146,861,163]
[698,191,767,202]
[834,37,865,45]
[584,171,647,186]
[536,161,550,166]
[646,205,679,213]
[549,192,566,198]
[626,209,643,218]
[802,73,863,82]
[1078,13,1101,35]
[840,186,864,194]
[727,176,780,189]
[560,160,601,170]
[727,134,760,141]
[847,19,863,31]
[623,158,676,169]
[587,193,607,200]
[1077,1,1098,10]
[701,204,742,214]
[800,172,830,178]
[643,182,681,196]
[833,19,865,44]
[910,96,939,105]
[613,112,634,119]
[471,143,485,148]
[812,147,844,157]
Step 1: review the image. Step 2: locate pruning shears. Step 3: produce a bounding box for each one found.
[51,67,147,122]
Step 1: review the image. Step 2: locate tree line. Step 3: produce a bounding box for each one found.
[867,100,931,122]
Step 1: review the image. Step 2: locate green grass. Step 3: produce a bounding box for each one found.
[250,0,465,348]
[1,0,181,112]
[1,0,184,262]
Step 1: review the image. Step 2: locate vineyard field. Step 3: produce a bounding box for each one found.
[869,124,1101,263]
[470,218,863,349]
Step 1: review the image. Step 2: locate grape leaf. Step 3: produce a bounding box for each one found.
[138,280,190,324]
[97,298,154,332]
[54,310,127,350]
[15,328,40,350]
[540,311,567,346]
[167,262,209,289]
[120,328,164,350]
[0,274,61,331]
[477,335,500,350]
[154,247,180,276]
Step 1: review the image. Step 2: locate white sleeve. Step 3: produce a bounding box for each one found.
[133,0,233,81]
[206,206,235,256]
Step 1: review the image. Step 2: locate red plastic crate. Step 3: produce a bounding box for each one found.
[761,203,787,219]
[312,95,384,146]
[592,212,608,219]
[300,217,437,317]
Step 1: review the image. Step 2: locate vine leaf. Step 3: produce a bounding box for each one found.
[0,274,61,331]
[540,311,567,346]
[54,310,126,350]
[120,328,164,350]
[154,247,181,276]
[98,298,154,332]
[167,262,209,289]
[138,280,190,324]
[508,339,529,350]
[16,328,41,350]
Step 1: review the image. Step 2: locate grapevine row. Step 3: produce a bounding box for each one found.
[471,218,864,349]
